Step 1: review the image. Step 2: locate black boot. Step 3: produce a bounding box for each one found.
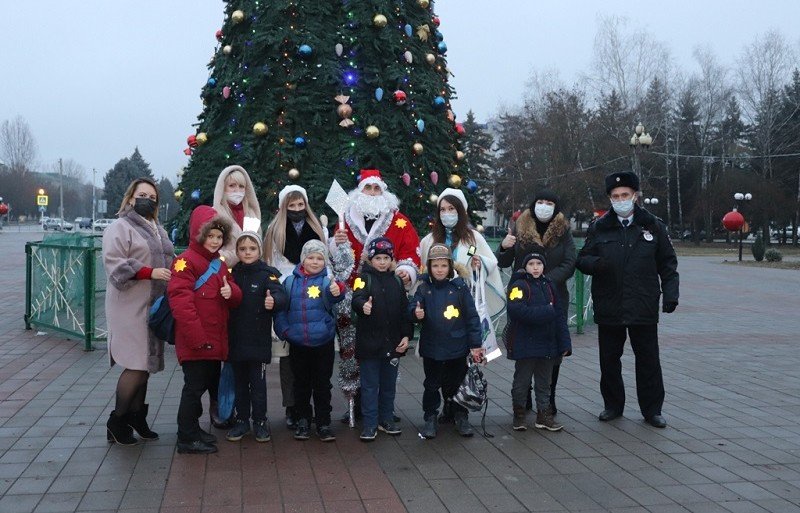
[127,404,158,440]
[107,411,138,446]
[549,364,560,414]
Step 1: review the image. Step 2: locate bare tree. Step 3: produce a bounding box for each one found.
[49,159,86,183]
[0,116,38,175]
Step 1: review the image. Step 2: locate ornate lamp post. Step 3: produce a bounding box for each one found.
[629,122,653,181]
[722,192,752,262]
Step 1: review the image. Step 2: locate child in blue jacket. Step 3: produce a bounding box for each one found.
[506,251,571,432]
[410,243,483,439]
[274,240,344,442]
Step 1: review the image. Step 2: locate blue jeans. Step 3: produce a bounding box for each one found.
[359,358,399,429]
[232,361,267,423]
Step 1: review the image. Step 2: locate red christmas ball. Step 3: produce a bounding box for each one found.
[215,29,224,41]
[455,123,465,136]
[722,210,745,231]
[183,148,193,156]
[393,90,407,106]
[187,135,198,147]
[0,204,8,215]
[432,16,441,26]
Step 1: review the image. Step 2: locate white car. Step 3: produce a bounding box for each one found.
[92,218,114,232]
[43,218,74,231]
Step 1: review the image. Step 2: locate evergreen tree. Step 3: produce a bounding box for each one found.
[460,110,494,213]
[103,148,155,216]
[157,177,180,223]
[177,0,468,230]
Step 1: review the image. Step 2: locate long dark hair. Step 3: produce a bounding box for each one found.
[431,194,475,249]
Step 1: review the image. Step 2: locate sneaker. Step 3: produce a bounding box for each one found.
[294,419,310,440]
[420,415,438,439]
[176,439,218,454]
[254,420,271,442]
[226,420,251,441]
[317,425,336,442]
[535,408,563,432]
[454,412,474,437]
[359,426,377,442]
[378,420,402,436]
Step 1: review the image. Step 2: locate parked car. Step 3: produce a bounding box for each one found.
[74,217,93,229]
[481,226,508,239]
[92,218,114,232]
[43,218,74,231]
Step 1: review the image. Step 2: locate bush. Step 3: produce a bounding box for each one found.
[765,248,783,262]
[752,234,765,262]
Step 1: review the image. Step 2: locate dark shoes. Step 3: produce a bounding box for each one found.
[534,407,563,432]
[127,404,158,441]
[210,401,234,429]
[254,420,271,442]
[285,407,296,430]
[512,406,527,431]
[317,425,336,442]
[360,426,377,442]
[176,439,217,454]
[294,419,311,440]
[420,415,438,439]
[598,409,623,421]
[453,411,474,437]
[106,411,138,446]
[378,420,401,436]
[226,420,251,441]
[199,428,217,444]
[645,414,667,428]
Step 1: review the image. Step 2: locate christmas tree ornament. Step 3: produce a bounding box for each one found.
[402,172,411,186]
[404,24,413,37]
[476,224,485,233]
[438,41,448,54]
[455,150,465,161]
[426,53,436,65]
[404,51,413,64]
[374,87,384,101]
[174,190,183,200]
[467,180,478,193]
[393,90,407,105]
[373,14,388,28]
[418,0,430,8]
[335,43,343,56]
[222,85,231,98]
[430,171,439,185]
[455,123,465,136]
[416,24,431,41]
[448,174,462,187]
[337,104,353,119]
[433,96,446,109]
[365,125,380,139]
[412,143,424,155]
[433,16,441,26]
[417,119,425,132]
[253,122,268,136]
[231,10,245,24]
[233,141,243,151]
[294,136,307,148]
[335,94,354,127]
[288,168,300,180]
[207,77,217,87]
[429,193,438,204]
[187,135,198,148]
[447,109,456,122]
[297,44,313,59]
[435,30,444,42]
[191,189,201,201]
[222,45,232,55]
[196,132,208,145]
[215,29,224,41]
[183,148,192,156]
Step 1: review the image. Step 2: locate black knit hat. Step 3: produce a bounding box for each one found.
[367,237,394,260]
[522,246,547,270]
[605,171,640,194]
[530,188,560,216]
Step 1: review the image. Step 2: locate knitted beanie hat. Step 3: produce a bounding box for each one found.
[300,239,328,262]
[367,237,394,260]
[427,243,452,262]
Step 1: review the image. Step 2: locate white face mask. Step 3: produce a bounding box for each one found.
[440,212,458,228]
[227,191,245,205]
[534,204,555,222]
[611,199,635,218]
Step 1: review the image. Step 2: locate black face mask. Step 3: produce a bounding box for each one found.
[287,209,306,223]
[133,198,157,218]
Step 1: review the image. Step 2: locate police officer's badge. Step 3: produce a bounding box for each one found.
[642,230,654,241]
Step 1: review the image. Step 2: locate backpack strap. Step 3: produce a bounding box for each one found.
[194,258,221,291]
[283,274,295,310]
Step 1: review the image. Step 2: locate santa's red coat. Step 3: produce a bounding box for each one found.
[342,210,420,283]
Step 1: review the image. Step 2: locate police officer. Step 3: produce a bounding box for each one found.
[576,171,679,428]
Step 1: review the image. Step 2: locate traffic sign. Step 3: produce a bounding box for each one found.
[37,195,48,206]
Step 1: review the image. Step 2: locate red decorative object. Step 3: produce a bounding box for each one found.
[187,135,198,147]
[455,123,465,136]
[393,90,407,106]
[0,204,8,215]
[432,17,440,26]
[215,29,224,41]
[722,210,745,231]
[183,148,193,156]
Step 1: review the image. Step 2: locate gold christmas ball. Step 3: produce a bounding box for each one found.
[288,168,300,180]
[365,125,380,139]
[174,190,184,200]
[455,150,465,161]
[222,45,232,55]
[448,174,462,188]
[418,0,430,8]
[373,14,388,28]
[426,53,436,65]
[231,10,245,24]
[253,122,268,136]
[429,193,439,204]
[337,104,353,119]
[196,132,208,145]
[476,224,485,233]
[413,142,424,155]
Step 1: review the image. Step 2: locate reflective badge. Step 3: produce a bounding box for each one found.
[509,287,523,300]
[353,277,365,290]
[643,230,654,241]
[307,285,321,299]
[443,305,460,319]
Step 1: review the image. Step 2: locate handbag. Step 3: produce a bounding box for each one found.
[452,361,488,412]
[148,259,221,344]
[217,361,236,421]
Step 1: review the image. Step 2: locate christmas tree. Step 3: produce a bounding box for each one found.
[175,0,472,234]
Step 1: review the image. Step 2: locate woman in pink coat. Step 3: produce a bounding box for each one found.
[102,177,174,446]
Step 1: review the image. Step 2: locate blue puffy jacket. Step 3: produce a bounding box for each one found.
[410,274,482,361]
[274,265,344,347]
[505,271,571,360]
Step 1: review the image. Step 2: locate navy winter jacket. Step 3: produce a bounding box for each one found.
[410,273,482,361]
[274,265,344,347]
[505,271,572,360]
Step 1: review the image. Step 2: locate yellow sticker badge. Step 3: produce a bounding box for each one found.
[353,277,366,291]
[173,258,187,272]
[394,218,408,229]
[307,285,321,299]
[508,287,523,300]
[443,305,460,319]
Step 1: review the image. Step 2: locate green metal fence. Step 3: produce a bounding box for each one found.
[24,233,106,350]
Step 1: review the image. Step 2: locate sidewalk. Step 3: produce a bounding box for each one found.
[2,231,800,512]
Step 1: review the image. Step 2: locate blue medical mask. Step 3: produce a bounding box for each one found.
[440,213,458,228]
[611,199,635,218]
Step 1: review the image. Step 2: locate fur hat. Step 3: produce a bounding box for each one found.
[357,168,388,192]
[605,171,640,194]
[367,237,394,260]
[427,243,452,262]
[300,239,328,262]
[437,188,468,211]
[278,185,309,207]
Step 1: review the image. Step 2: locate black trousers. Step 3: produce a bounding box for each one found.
[232,361,267,423]
[598,324,664,418]
[290,341,334,426]
[177,360,219,441]
[422,357,468,419]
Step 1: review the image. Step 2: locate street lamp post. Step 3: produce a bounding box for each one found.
[733,192,752,262]
[644,197,659,208]
[629,122,653,181]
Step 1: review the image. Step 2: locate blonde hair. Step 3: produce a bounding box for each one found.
[212,165,261,225]
[263,190,326,264]
[117,177,159,220]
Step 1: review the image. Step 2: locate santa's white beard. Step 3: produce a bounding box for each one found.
[351,190,399,219]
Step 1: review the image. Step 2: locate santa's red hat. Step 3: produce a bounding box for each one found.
[357,168,387,191]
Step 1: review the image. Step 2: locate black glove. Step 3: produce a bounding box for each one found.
[662,301,678,313]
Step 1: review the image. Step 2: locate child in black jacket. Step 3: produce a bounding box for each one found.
[351,237,413,441]
[226,229,288,442]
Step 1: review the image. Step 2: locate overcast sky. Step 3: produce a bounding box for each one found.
[2,1,799,187]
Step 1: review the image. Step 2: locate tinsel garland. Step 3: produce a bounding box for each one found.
[330,241,358,397]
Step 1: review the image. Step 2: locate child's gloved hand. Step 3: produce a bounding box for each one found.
[362,296,373,315]
[220,276,232,299]
[264,290,274,310]
[414,301,425,320]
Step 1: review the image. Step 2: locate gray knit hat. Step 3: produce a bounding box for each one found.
[300,239,328,262]
[427,243,452,263]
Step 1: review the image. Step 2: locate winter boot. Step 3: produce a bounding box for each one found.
[420,415,438,439]
[534,407,563,432]
[453,410,475,437]
[127,404,158,440]
[438,400,454,424]
[512,406,527,431]
[106,411,138,446]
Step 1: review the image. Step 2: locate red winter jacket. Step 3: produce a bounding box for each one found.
[168,206,242,363]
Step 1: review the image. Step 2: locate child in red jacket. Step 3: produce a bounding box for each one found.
[168,205,242,454]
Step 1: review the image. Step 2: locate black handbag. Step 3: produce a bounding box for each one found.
[452,361,488,412]
[148,259,221,344]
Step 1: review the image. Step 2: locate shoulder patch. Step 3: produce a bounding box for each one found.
[509,287,523,300]
[353,277,366,290]
[173,258,187,272]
